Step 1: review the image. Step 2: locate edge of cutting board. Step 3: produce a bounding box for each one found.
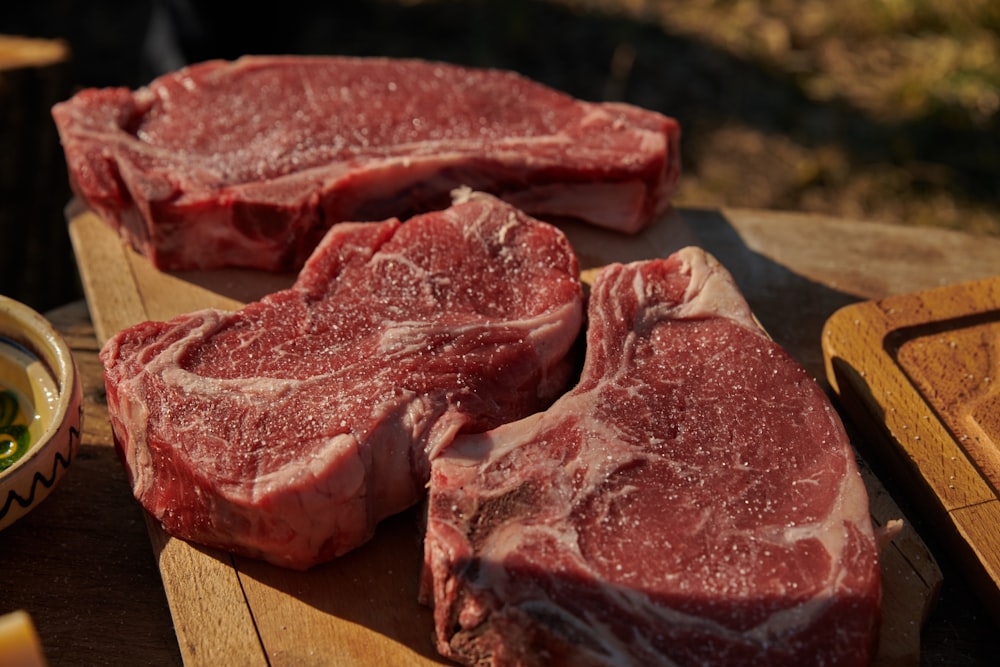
[822,274,1000,624]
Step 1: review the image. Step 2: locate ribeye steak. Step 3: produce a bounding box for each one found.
[53,55,680,271]
[421,247,882,666]
[99,190,584,570]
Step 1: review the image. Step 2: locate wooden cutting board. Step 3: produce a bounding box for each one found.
[68,203,941,666]
[823,276,1000,623]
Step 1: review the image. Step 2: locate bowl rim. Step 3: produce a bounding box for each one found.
[0,295,78,479]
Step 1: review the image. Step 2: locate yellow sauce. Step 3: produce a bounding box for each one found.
[0,337,58,473]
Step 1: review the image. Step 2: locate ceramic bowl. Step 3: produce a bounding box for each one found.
[0,295,83,531]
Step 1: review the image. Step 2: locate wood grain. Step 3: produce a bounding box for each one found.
[147,517,268,667]
[822,276,1000,624]
[69,204,944,666]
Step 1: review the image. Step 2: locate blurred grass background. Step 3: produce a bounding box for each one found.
[3,0,999,312]
[604,0,1000,235]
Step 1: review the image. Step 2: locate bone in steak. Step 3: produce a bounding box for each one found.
[421,247,881,666]
[99,191,584,570]
[52,55,680,272]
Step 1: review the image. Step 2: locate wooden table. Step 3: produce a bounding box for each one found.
[3,206,1000,665]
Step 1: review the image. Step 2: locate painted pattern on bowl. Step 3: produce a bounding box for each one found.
[0,296,83,531]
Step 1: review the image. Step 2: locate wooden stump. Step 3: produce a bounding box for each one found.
[0,35,78,312]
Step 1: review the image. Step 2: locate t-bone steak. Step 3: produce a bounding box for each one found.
[99,190,584,570]
[52,54,681,272]
[421,247,882,666]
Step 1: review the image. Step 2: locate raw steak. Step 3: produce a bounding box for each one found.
[421,247,882,666]
[99,191,584,570]
[52,55,681,272]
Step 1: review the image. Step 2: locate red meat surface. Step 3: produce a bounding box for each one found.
[53,55,680,271]
[100,191,584,570]
[421,247,881,666]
